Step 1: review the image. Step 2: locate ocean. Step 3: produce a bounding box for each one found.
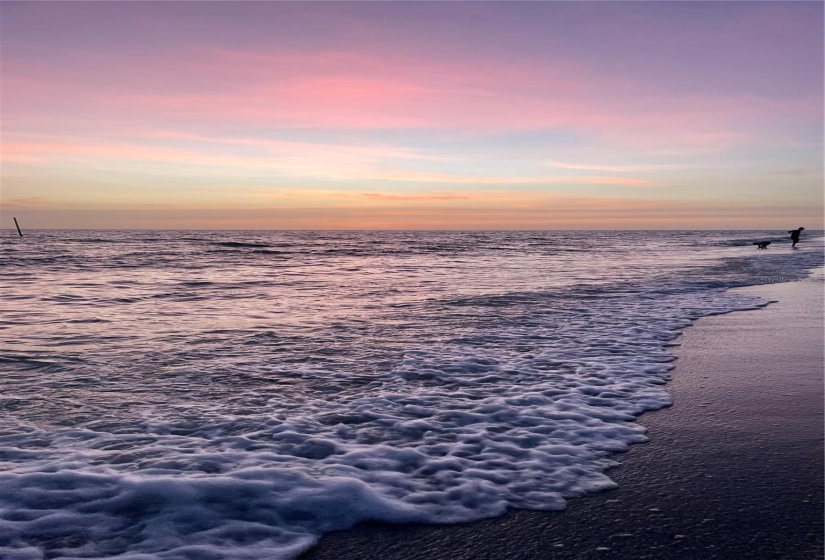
[1,230,822,560]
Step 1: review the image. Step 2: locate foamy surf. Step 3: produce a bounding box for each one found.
[1,230,822,559]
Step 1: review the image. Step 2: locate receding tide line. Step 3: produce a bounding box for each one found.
[13,217,22,237]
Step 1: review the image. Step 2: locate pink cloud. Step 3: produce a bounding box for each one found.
[0,197,46,209]
[134,50,815,141]
[7,44,798,153]
[147,130,451,162]
[360,192,471,201]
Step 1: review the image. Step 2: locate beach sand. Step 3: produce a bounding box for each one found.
[302,270,824,560]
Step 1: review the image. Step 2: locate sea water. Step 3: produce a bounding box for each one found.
[1,230,822,559]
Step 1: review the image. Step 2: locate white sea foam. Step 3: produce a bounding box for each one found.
[0,231,822,559]
[0,291,770,558]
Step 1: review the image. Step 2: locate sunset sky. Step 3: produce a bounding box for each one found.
[2,1,823,230]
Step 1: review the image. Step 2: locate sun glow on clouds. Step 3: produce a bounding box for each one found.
[2,133,656,188]
[1,2,822,229]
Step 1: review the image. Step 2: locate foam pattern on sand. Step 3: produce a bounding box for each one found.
[0,231,822,559]
[0,290,773,559]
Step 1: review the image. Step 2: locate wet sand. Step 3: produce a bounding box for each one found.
[302,270,824,560]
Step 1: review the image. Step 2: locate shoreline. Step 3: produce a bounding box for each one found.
[302,269,824,559]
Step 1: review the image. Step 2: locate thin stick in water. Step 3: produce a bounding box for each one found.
[13,217,23,237]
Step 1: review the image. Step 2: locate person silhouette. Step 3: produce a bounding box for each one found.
[788,227,805,249]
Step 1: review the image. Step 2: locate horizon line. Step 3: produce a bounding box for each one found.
[5,228,822,233]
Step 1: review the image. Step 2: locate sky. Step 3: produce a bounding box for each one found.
[1,1,823,230]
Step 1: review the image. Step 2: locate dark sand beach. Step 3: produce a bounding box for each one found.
[303,270,824,560]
